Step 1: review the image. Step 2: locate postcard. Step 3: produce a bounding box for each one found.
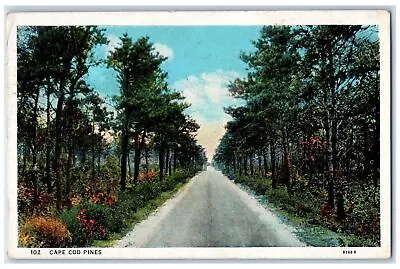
[6,10,391,259]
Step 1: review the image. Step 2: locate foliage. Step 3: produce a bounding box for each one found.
[233,175,271,195]
[227,171,380,246]
[214,25,380,246]
[18,182,53,216]
[60,202,125,246]
[20,216,72,247]
[138,169,157,184]
[59,206,90,246]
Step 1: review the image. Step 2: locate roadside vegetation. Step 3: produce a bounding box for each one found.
[214,25,380,247]
[17,26,206,247]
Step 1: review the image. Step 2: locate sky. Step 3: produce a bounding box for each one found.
[86,26,262,160]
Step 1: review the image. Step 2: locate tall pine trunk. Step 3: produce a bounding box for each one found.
[66,141,74,201]
[32,90,40,203]
[145,147,149,174]
[91,120,95,177]
[168,151,172,176]
[159,143,165,181]
[243,154,248,176]
[127,151,131,177]
[282,126,292,187]
[133,132,141,185]
[270,137,277,189]
[54,81,65,211]
[232,153,236,174]
[238,155,242,176]
[97,147,101,176]
[165,146,170,176]
[46,87,52,193]
[173,149,177,172]
[250,154,254,176]
[120,120,129,190]
[263,148,268,177]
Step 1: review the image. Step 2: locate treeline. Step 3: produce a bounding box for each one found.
[17,26,206,213]
[214,26,380,244]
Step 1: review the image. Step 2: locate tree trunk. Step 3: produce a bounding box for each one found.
[165,146,170,176]
[120,120,128,190]
[270,137,277,189]
[173,149,177,172]
[336,189,345,220]
[258,151,262,175]
[54,81,65,211]
[127,150,131,177]
[326,40,338,209]
[32,90,40,202]
[91,121,95,177]
[168,151,172,176]
[159,142,165,181]
[232,153,236,174]
[66,75,78,202]
[263,148,268,177]
[133,132,141,185]
[98,147,101,176]
[238,155,242,176]
[46,87,52,193]
[66,141,74,200]
[243,154,248,176]
[145,147,149,174]
[81,149,87,165]
[282,126,292,187]
[250,154,254,176]
[22,145,27,178]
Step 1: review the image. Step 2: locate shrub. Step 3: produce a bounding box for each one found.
[90,192,116,206]
[138,169,157,184]
[169,169,191,183]
[17,183,52,215]
[116,191,141,215]
[343,235,376,247]
[60,207,89,247]
[134,182,162,202]
[344,184,380,244]
[60,203,125,246]
[21,216,72,247]
[80,203,125,238]
[266,187,290,206]
[77,208,107,240]
[17,182,35,215]
[99,156,120,191]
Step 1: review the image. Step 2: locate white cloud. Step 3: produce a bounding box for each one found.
[173,69,241,106]
[153,43,174,60]
[105,34,122,56]
[172,69,243,160]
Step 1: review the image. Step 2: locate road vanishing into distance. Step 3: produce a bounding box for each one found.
[116,166,306,248]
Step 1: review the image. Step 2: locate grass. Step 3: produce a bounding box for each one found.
[92,183,184,247]
[233,174,378,247]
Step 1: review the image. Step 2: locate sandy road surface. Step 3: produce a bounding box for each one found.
[116,166,306,247]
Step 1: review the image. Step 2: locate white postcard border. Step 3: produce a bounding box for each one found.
[6,10,391,259]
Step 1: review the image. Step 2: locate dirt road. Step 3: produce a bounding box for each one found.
[116,166,306,247]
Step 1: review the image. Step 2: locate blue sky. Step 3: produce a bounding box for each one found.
[86,26,261,159]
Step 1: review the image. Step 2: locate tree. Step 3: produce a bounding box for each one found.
[108,35,167,189]
[17,26,106,210]
[214,25,380,222]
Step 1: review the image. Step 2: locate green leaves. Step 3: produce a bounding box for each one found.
[214,25,380,236]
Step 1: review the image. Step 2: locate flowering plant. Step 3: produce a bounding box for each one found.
[77,208,107,239]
